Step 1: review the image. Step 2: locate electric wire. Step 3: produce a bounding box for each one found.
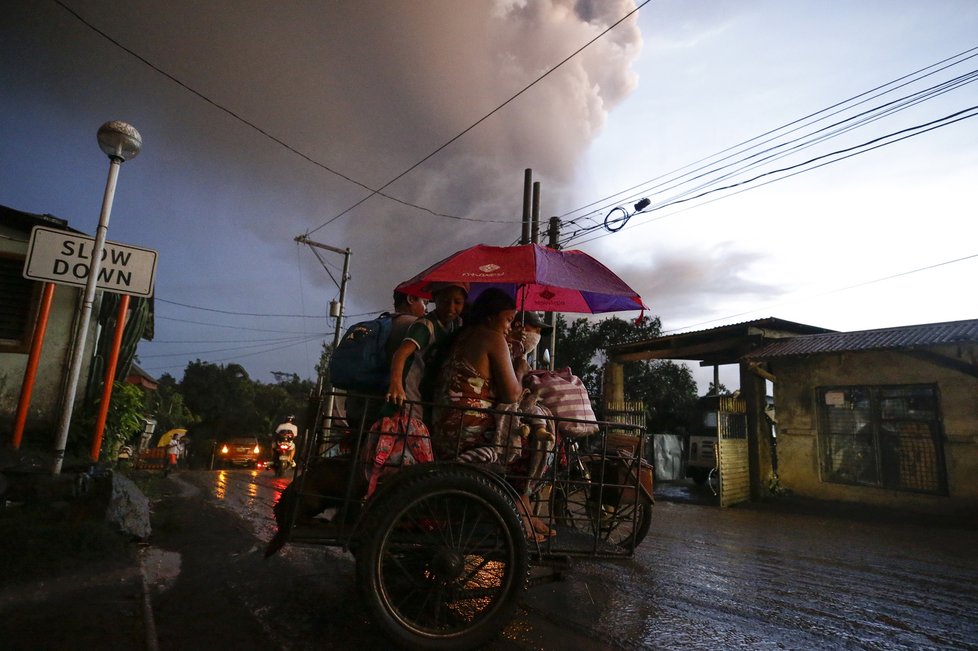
[157,315,328,335]
[142,336,320,373]
[302,0,654,236]
[557,45,978,236]
[53,0,509,225]
[662,252,978,335]
[564,104,978,247]
[563,74,978,242]
[139,333,323,359]
[156,297,326,319]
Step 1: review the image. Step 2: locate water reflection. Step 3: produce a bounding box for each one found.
[244,471,259,508]
[214,470,228,500]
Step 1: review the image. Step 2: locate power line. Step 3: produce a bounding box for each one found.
[141,335,320,373]
[156,297,327,319]
[139,334,323,359]
[565,104,978,247]
[303,0,654,235]
[53,0,509,225]
[557,45,978,234]
[156,315,328,334]
[663,252,978,335]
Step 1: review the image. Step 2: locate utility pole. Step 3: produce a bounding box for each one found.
[294,235,350,452]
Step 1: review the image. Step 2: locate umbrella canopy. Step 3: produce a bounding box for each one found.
[156,428,187,447]
[396,243,646,314]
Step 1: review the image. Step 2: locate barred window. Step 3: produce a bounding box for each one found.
[0,254,39,352]
[817,385,946,494]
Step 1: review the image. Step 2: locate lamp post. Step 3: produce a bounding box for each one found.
[51,121,141,475]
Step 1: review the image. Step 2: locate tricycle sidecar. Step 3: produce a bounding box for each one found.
[270,392,652,650]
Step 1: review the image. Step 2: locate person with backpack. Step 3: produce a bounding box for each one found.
[341,289,428,430]
[386,282,468,416]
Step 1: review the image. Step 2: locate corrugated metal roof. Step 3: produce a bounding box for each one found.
[654,316,833,340]
[745,318,978,360]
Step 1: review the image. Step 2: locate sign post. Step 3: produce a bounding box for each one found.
[24,226,158,297]
[47,121,143,475]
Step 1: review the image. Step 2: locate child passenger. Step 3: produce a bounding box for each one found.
[386,282,468,411]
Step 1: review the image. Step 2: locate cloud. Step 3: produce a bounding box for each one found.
[615,241,785,326]
[0,1,646,379]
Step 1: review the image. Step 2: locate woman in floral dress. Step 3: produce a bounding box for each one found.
[431,289,553,541]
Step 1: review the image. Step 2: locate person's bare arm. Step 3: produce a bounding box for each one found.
[488,332,525,403]
[387,339,418,405]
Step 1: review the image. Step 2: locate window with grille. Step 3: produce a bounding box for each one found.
[817,384,947,494]
[0,254,39,353]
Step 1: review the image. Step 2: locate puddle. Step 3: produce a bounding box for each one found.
[141,547,182,592]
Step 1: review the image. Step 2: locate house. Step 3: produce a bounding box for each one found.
[0,204,153,453]
[605,316,978,515]
[125,363,159,391]
[605,318,834,506]
[744,319,978,515]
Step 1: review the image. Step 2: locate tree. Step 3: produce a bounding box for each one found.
[172,361,315,442]
[144,373,198,433]
[179,361,260,434]
[707,381,731,396]
[254,372,315,434]
[76,381,147,460]
[553,315,698,433]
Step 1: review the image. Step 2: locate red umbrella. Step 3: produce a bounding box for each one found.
[396,243,646,314]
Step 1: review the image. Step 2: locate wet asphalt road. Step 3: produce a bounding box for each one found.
[175,468,978,650]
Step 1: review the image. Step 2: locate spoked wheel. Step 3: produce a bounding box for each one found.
[555,483,652,549]
[356,467,529,651]
[708,467,721,497]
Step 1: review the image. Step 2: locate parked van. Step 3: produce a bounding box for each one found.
[685,396,720,485]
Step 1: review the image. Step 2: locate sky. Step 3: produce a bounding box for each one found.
[2,0,977,394]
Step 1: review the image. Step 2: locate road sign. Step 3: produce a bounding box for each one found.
[23,226,158,297]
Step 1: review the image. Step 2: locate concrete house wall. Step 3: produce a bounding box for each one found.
[769,345,978,514]
[0,219,97,448]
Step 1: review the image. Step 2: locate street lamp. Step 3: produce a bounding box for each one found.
[51,121,142,475]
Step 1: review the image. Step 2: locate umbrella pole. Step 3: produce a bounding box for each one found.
[545,312,556,370]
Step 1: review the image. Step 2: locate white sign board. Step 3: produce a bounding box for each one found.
[23,226,158,297]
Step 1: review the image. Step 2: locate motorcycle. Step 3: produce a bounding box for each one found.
[271,435,295,478]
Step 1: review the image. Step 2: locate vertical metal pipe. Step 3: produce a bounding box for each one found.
[531,182,541,244]
[520,169,532,245]
[91,293,130,462]
[12,282,56,449]
[545,217,560,368]
[53,158,121,474]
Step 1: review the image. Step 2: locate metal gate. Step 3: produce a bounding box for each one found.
[717,396,749,507]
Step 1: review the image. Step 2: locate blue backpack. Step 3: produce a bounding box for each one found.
[329,313,396,393]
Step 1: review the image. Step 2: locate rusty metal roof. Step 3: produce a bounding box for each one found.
[744,318,978,360]
[1,203,71,233]
[607,317,834,364]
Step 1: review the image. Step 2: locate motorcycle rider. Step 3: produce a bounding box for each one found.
[273,415,299,467]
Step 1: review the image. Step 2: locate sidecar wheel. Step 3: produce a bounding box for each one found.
[555,484,652,550]
[356,466,528,651]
